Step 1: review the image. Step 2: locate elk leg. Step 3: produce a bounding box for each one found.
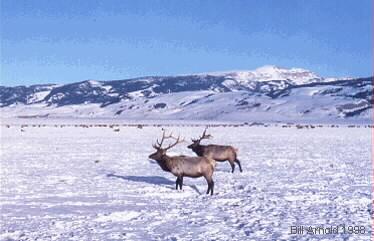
[179,176,183,190]
[210,181,214,195]
[229,161,235,173]
[235,159,243,172]
[206,180,211,194]
[205,176,213,195]
[175,177,180,190]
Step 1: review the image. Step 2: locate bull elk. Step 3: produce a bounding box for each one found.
[148,130,216,195]
[188,128,242,173]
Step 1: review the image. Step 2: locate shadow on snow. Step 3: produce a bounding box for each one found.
[106,173,202,195]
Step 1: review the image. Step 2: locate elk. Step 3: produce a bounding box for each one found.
[188,128,242,173]
[148,130,216,195]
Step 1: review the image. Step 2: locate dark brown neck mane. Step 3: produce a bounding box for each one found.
[191,144,206,157]
[155,155,171,172]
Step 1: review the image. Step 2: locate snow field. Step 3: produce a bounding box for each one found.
[0,124,371,240]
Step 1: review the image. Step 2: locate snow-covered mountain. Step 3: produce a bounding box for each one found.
[0,66,372,123]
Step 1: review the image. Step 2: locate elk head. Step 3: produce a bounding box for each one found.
[149,130,185,160]
[187,127,212,149]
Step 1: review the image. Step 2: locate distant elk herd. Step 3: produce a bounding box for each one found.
[148,128,241,195]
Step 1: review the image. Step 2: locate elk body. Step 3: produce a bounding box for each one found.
[149,131,216,195]
[188,128,242,173]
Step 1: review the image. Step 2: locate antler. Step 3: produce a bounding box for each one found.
[156,130,166,147]
[153,130,170,149]
[153,130,185,150]
[152,143,159,149]
[193,127,212,142]
[164,134,185,151]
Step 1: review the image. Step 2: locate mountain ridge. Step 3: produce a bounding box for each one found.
[1,66,372,123]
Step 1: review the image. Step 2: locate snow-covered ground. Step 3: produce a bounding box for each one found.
[0,122,372,240]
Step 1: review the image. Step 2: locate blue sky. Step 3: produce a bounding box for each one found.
[1,0,372,86]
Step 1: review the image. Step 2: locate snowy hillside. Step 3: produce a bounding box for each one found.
[0,66,372,123]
